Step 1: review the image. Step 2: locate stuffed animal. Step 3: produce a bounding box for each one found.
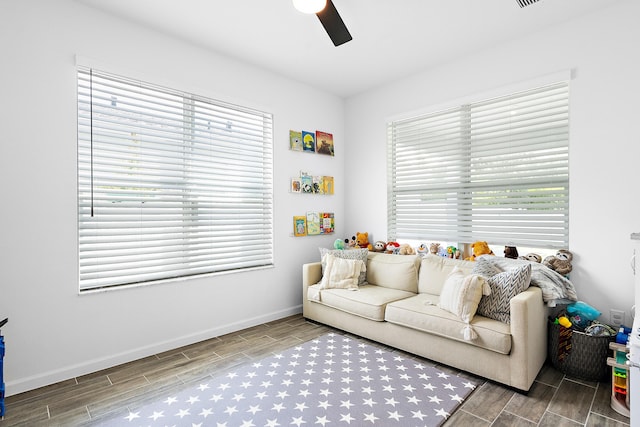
[372,240,386,252]
[519,253,542,263]
[334,238,345,250]
[386,241,400,254]
[417,243,429,256]
[344,236,357,249]
[543,249,573,276]
[429,243,441,255]
[504,246,519,259]
[356,232,373,250]
[446,246,460,259]
[398,243,416,255]
[465,241,494,261]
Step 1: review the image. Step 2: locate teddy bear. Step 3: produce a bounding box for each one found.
[398,243,416,255]
[465,241,494,261]
[504,246,519,259]
[543,249,573,276]
[372,240,386,252]
[344,236,357,249]
[355,232,373,250]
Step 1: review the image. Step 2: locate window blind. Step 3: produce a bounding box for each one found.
[387,81,569,248]
[77,68,274,291]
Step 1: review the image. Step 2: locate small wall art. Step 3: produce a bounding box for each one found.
[290,171,334,195]
[289,129,335,156]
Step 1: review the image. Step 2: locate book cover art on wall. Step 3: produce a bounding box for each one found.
[320,212,334,234]
[293,216,307,236]
[315,131,334,156]
[306,211,321,235]
[290,177,302,193]
[313,176,324,194]
[300,174,314,193]
[289,130,303,151]
[322,176,334,195]
[302,131,316,152]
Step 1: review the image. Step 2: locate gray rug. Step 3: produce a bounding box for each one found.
[97,332,478,426]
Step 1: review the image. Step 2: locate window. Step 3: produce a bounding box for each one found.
[77,68,274,291]
[387,82,569,249]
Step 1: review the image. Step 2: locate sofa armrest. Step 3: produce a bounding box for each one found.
[303,262,322,289]
[508,285,547,390]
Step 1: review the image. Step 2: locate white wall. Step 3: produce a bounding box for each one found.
[344,1,640,327]
[0,1,344,395]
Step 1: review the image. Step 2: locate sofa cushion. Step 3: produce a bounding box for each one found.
[473,258,532,324]
[365,252,421,293]
[418,254,476,295]
[438,267,489,324]
[318,253,366,290]
[307,283,415,321]
[319,248,368,285]
[385,293,512,354]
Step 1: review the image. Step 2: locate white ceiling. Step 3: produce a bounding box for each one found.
[77,0,614,98]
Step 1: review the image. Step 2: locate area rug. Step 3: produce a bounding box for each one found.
[98,332,478,426]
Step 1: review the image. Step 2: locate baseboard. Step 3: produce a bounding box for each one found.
[6,305,302,396]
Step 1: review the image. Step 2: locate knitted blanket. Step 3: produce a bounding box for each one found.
[477,255,578,306]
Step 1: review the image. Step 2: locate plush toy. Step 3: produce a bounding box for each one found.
[355,232,373,250]
[519,253,542,263]
[504,246,519,259]
[344,236,357,249]
[465,241,494,261]
[398,243,416,255]
[429,243,441,255]
[417,243,429,256]
[446,246,460,259]
[372,240,386,252]
[334,238,345,250]
[386,241,400,254]
[543,249,573,276]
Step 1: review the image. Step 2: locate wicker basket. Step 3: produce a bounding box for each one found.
[547,320,615,381]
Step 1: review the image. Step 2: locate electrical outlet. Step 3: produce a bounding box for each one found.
[610,309,625,327]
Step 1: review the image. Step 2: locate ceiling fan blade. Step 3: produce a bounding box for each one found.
[516,0,541,7]
[316,0,352,46]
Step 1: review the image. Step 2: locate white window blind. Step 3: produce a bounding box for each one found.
[387,81,569,249]
[77,68,274,291]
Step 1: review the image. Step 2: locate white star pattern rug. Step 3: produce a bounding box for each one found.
[96,332,478,426]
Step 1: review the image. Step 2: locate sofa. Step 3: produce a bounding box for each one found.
[302,251,548,392]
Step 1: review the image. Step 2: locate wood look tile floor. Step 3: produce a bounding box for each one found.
[0,314,631,426]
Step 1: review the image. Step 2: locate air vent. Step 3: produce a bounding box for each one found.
[516,0,541,7]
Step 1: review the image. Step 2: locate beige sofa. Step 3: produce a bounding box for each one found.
[302,252,547,392]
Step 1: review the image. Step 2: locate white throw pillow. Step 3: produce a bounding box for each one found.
[318,253,366,290]
[438,267,490,340]
[319,248,368,285]
[438,267,489,323]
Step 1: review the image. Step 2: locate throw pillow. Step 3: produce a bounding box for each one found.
[473,258,532,324]
[319,248,368,285]
[318,253,366,290]
[438,267,490,340]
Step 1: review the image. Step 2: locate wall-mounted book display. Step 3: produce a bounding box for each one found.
[289,130,334,156]
[293,212,335,237]
[291,171,334,195]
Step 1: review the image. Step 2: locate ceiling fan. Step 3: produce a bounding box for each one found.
[294,0,539,46]
[293,0,352,47]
